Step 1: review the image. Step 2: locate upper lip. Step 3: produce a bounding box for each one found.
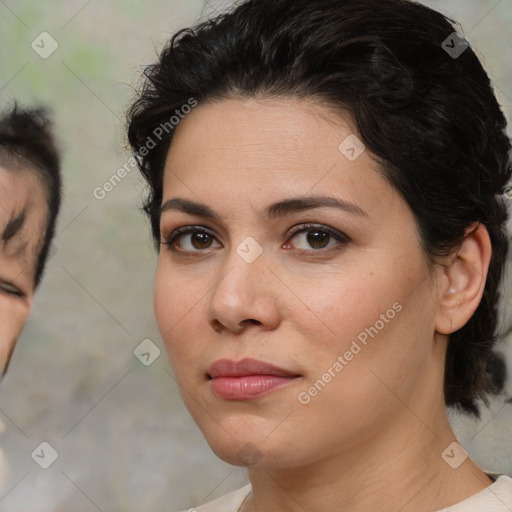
[207,358,300,378]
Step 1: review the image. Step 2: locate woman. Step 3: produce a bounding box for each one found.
[126,0,512,510]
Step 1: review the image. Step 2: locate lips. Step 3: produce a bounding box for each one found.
[208,358,299,378]
[207,358,301,399]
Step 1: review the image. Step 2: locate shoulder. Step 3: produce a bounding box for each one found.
[437,475,512,511]
[177,484,252,512]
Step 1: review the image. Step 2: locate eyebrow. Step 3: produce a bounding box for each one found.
[159,195,368,222]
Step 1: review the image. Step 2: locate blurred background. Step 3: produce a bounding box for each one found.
[0,0,511,510]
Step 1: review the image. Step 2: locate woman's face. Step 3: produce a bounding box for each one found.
[0,166,46,376]
[154,97,445,468]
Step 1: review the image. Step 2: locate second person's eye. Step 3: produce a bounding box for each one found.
[0,280,23,297]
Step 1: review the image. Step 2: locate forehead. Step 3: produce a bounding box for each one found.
[163,97,397,218]
[0,165,47,276]
[165,97,356,188]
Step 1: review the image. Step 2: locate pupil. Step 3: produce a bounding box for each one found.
[307,230,328,248]
[193,232,211,249]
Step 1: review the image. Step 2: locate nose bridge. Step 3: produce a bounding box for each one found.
[207,235,278,331]
[212,235,266,305]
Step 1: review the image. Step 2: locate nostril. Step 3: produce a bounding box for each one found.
[211,318,261,334]
[212,319,223,332]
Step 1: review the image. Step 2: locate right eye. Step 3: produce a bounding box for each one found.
[161,226,222,253]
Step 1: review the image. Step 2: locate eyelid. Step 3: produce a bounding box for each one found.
[161,225,219,247]
[0,281,24,297]
[286,223,350,243]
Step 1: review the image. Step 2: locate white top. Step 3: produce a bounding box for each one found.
[180,475,512,512]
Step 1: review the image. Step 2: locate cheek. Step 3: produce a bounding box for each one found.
[297,256,434,386]
[291,267,401,352]
[153,262,205,369]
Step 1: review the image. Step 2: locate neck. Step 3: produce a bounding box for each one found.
[241,404,492,512]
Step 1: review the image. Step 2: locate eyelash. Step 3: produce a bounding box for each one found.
[0,281,23,297]
[161,223,350,255]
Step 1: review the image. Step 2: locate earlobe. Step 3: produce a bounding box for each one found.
[435,223,491,335]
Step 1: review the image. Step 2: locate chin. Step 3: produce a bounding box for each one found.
[209,438,278,468]
[212,441,263,467]
[182,389,310,467]
[199,422,300,469]
[192,415,265,466]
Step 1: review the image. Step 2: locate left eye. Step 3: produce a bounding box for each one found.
[286,224,348,250]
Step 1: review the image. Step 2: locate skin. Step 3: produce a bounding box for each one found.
[0,165,46,377]
[154,97,493,512]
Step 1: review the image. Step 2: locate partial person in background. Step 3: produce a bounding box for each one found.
[0,104,62,377]
[0,104,62,487]
[127,0,512,510]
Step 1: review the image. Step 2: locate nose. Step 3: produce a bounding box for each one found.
[207,246,282,335]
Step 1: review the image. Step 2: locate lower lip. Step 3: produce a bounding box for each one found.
[210,375,299,399]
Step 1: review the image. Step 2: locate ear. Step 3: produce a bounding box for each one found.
[435,222,492,335]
